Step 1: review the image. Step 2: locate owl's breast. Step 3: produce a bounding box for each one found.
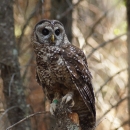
[36,47,63,66]
[36,46,63,63]
[36,46,71,86]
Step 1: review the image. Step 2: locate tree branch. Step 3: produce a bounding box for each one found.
[95,68,128,96]
[97,96,128,121]
[87,33,126,58]
[18,0,42,52]
[6,101,80,130]
[0,106,18,121]
[87,0,124,38]
[57,0,83,20]
[6,111,50,130]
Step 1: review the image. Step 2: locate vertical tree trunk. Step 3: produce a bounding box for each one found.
[50,0,72,42]
[126,0,130,128]
[0,1,31,130]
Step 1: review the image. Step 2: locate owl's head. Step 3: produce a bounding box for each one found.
[32,19,70,46]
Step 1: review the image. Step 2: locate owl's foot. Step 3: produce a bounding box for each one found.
[62,92,75,107]
[50,99,59,115]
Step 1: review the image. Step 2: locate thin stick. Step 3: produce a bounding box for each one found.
[6,111,50,130]
[57,0,83,20]
[0,106,18,120]
[87,0,123,38]
[18,0,41,50]
[87,33,126,58]
[95,68,127,96]
[98,96,128,121]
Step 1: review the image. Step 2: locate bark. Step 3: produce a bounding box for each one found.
[126,0,130,128]
[50,0,72,42]
[0,1,31,130]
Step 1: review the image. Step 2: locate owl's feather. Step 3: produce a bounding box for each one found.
[61,44,96,117]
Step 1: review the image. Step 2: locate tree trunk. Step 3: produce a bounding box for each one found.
[50,0,72,42]
[126,0,130,128]
[0,1,31,130]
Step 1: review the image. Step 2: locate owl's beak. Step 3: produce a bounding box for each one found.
[51,35,55,43]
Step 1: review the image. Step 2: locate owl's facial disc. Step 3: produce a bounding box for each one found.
[35,20,67,46]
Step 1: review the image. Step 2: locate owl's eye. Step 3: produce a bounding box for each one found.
[42,28,49,35]
[55,29,60,36]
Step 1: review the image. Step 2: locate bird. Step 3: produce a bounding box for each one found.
[31,19,96,130]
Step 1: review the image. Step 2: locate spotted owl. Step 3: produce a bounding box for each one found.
[31,19,96,130]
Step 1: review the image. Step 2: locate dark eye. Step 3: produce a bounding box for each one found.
[42,28,49,35]
[55,29,60,36]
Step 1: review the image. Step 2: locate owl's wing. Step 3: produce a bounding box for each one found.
[36,70,53,101]
[61,44,96,117]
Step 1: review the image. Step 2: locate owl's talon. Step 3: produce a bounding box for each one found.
[50,102,57,115]
[62,92,75,107]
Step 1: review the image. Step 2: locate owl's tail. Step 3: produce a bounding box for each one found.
[73,99,96,130]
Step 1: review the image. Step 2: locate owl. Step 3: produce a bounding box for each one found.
[31,19,96,130]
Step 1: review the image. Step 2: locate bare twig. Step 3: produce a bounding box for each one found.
[0,106,18,120]
[6,111,50,130]
[24,0,29,16]
[87,12,107,38]
[87,0,123,38]
[57,0,83,20]
[87,33,126,58]
[97,96,128,121]
[95,117,107,129]
[18,0,42,51]
[95,68,128,96]
[19,44,31,55]
[6,102,80,130]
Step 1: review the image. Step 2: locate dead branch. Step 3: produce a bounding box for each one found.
[97,96,128,122]
[87,0,124,38]
[95,117,107,129]
[95,68,127,96]
[6,111,50,130]
[18,0,42,50]
[57,0,83,20]
[0,106,18,121]
[19,43,31,55]
[87,12,107,38]
[87,33,126,58]
[6,101,80,130]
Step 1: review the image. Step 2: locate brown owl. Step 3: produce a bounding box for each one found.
[31,19,96,130]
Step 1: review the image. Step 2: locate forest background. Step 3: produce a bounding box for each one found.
[0,0,130,130]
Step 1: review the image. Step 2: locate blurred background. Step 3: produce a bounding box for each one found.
[0,0,129,130]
